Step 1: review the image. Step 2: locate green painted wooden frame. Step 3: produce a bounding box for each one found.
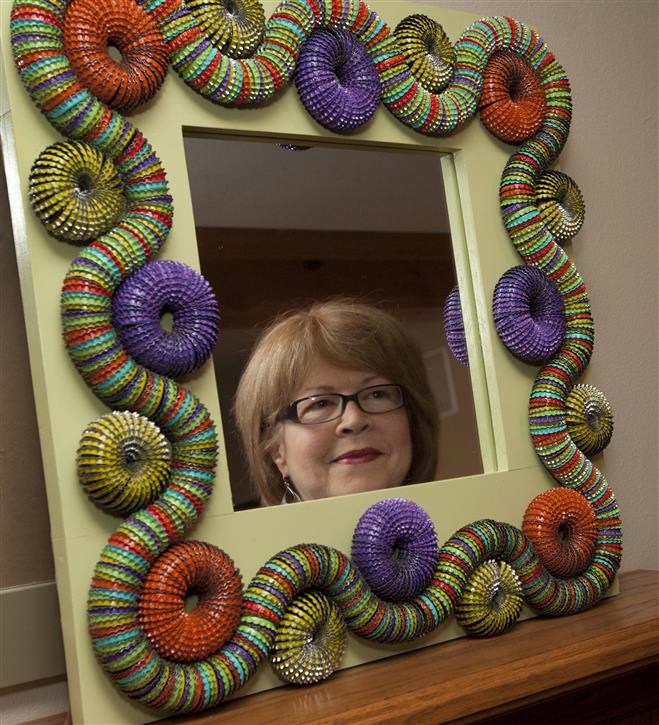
[0,1,616,722]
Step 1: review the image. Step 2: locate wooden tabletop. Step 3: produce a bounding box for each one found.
[166,570,659,725]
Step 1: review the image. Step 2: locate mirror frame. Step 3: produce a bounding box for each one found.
[0,1,619,722]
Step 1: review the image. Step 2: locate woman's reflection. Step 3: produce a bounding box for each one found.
[234,298,439,505]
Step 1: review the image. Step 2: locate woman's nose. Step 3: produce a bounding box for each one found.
[336,400,371,433]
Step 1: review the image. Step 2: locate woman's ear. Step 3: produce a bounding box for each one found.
[269,440,288,477]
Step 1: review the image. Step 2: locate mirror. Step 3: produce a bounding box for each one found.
[183,134,483,509]
[2,1,571,719]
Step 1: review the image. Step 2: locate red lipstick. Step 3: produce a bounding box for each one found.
[333,448,382,464]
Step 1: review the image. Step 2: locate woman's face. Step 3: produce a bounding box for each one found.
[271,357,413,501]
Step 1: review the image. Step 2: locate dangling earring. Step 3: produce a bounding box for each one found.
[282,476,301,504]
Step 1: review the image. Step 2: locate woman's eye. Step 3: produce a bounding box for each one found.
[299,397,338,417]
[310,399,331,409]
[367,388,389,400]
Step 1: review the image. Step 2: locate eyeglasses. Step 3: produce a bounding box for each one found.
[279,384,406,425]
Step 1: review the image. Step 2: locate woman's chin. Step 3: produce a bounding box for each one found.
[327,475,402,499]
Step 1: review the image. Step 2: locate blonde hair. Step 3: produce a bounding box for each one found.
[234,299,439,505]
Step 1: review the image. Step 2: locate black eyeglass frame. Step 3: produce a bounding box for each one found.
[278,384,407,425]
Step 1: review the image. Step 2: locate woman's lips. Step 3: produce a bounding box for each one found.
[333,448,382,464]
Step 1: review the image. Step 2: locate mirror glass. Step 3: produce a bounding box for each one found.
[183,134,483,509]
